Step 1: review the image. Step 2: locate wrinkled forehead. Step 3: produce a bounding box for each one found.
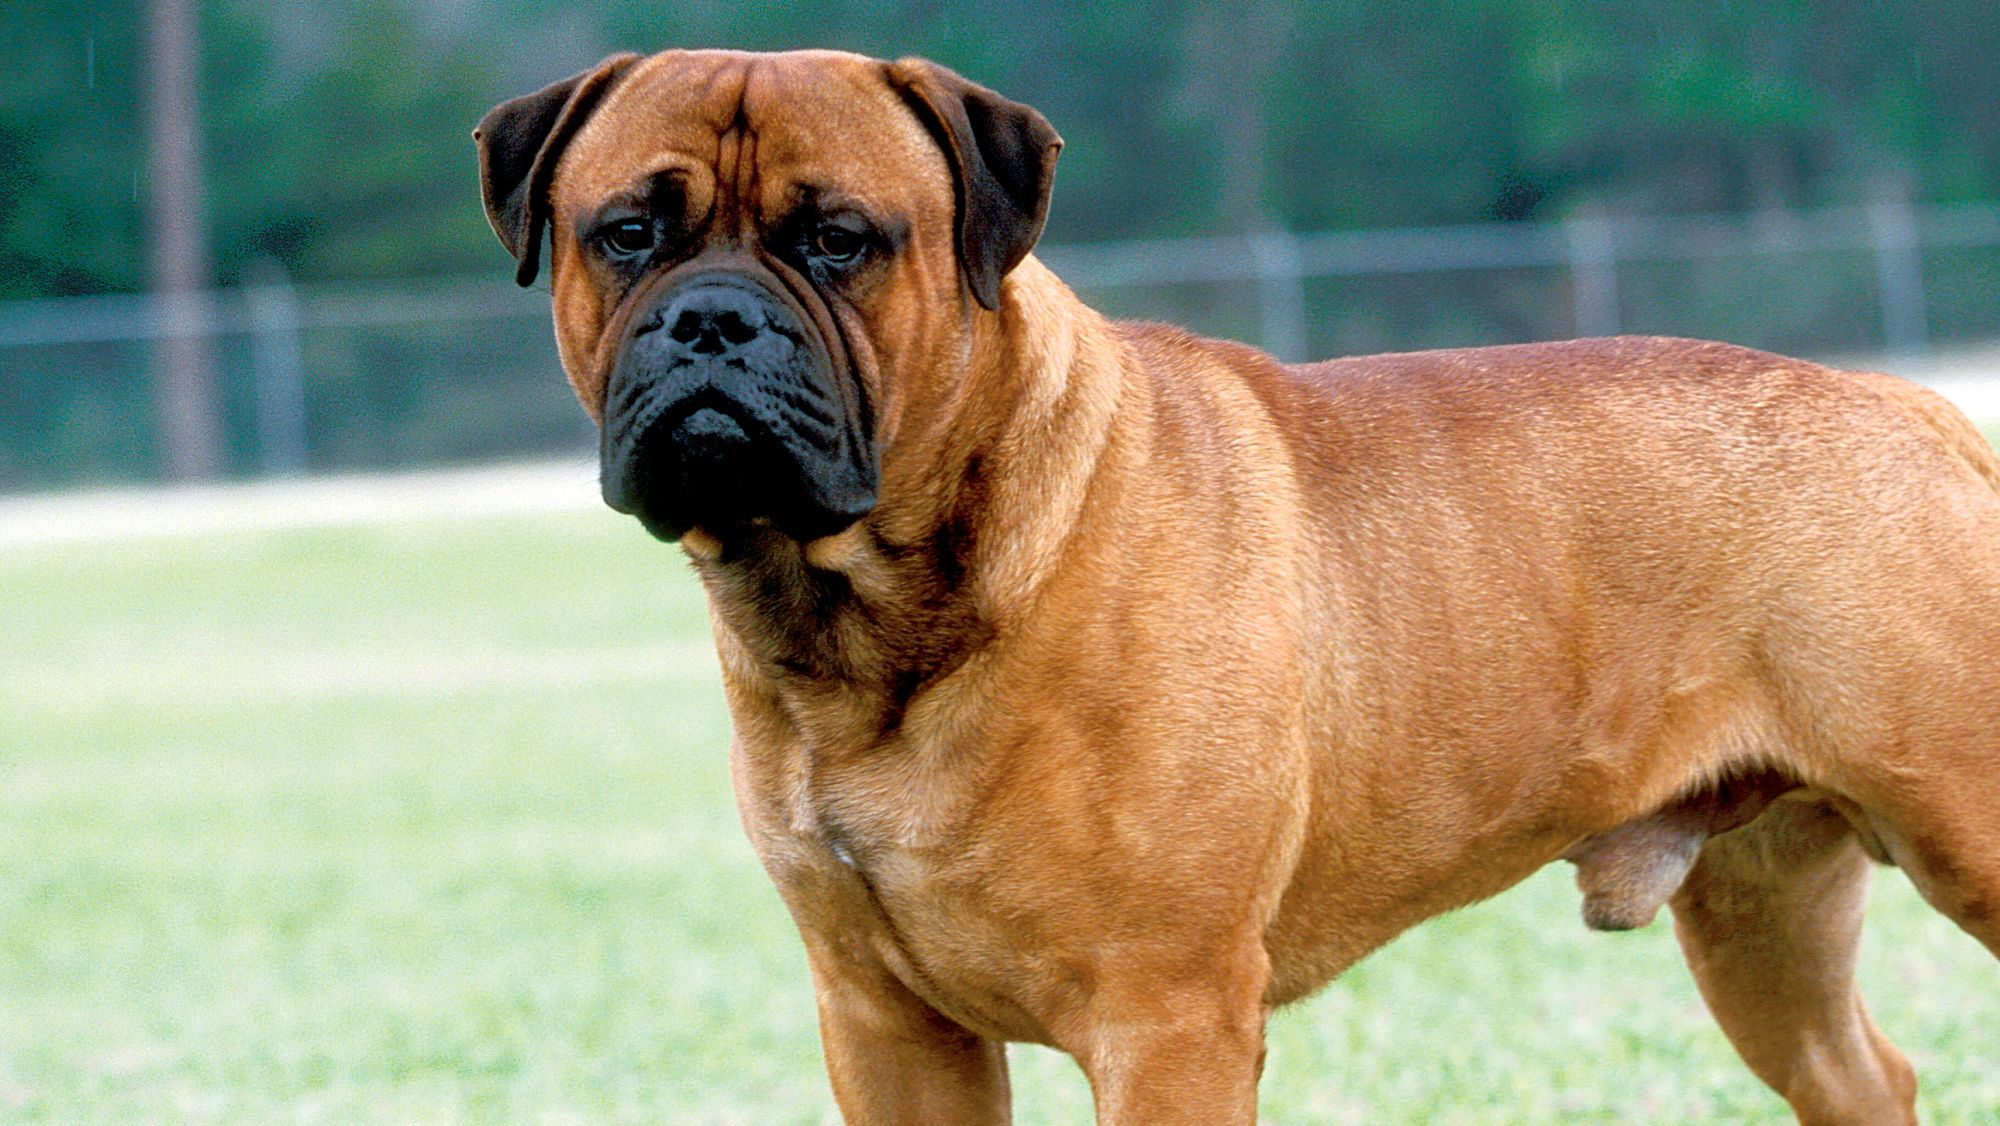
[555,49,952,223]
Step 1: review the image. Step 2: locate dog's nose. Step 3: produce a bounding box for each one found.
[652,283,771,360]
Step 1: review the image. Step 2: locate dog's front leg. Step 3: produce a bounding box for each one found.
[1069,950,1270,1126]
[802,932,1011,1126]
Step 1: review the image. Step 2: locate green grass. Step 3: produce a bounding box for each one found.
[3,507,1998,1123]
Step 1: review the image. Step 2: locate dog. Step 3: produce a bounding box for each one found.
[476,48,2000,1124]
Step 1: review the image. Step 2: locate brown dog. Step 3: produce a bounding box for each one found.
[476,49,2000,1124]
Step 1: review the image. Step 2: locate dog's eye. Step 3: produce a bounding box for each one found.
[603,219,655,256]
[810,224,866,263]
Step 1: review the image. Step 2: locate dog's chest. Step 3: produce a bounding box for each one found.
[788,835,1059,1042]
[746,745,1061,1043]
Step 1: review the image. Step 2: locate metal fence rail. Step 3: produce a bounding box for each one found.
[1038,199,1996,360]
[3,200,1998,490]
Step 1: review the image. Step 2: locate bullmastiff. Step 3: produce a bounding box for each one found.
[476,48,2000,1124]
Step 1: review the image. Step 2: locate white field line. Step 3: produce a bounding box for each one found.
[7,642,720,706]
[0,457,603,550]
[0,359,1994,553]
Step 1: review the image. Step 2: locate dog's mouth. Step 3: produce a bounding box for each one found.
[604,385,846,543]
[624,385,763,470]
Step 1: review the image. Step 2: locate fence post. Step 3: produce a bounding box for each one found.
[1566,211,1620,338]
[245,257,308,476]
[1248,228,1309,362]
[1867,188,1929,359]
[145,0,225,481]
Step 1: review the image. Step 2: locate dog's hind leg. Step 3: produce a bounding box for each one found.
[1860,778,2000,959]
[1669,795,1917,1125]
[1824,569,2000,961]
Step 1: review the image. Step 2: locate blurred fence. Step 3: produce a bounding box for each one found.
[4,199,2000,492]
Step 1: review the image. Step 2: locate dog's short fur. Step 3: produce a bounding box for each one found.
[478,49,2000,1124]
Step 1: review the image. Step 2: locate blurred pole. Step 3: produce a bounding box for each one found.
[1566,210,1620,338]
[1178,3,1297,357]
[1249,228,1308,362]
[1867,176,1929,359]
[245,258,308,476]
[146,0,225,480]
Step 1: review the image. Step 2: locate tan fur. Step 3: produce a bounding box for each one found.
[527,49,2000,1125]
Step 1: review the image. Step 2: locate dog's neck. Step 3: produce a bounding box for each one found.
[689,258,1134,751]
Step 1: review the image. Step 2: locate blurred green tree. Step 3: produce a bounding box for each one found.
[2,0,1998,299]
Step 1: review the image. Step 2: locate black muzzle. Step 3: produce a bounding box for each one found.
[599,273,876,544]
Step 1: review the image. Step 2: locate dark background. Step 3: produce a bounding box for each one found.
[4,0,1998,489]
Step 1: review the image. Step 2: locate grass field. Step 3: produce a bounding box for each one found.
[3,501,2000,1123]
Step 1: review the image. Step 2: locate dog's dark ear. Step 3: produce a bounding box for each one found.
[475,53,641,287]
[888,58,1062,311]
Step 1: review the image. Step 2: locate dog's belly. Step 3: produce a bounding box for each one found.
[1258,784,1589,1006]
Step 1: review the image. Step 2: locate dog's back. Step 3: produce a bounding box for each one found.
[1270,333,2000,790]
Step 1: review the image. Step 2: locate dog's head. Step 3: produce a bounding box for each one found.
[474,49,1061,547]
